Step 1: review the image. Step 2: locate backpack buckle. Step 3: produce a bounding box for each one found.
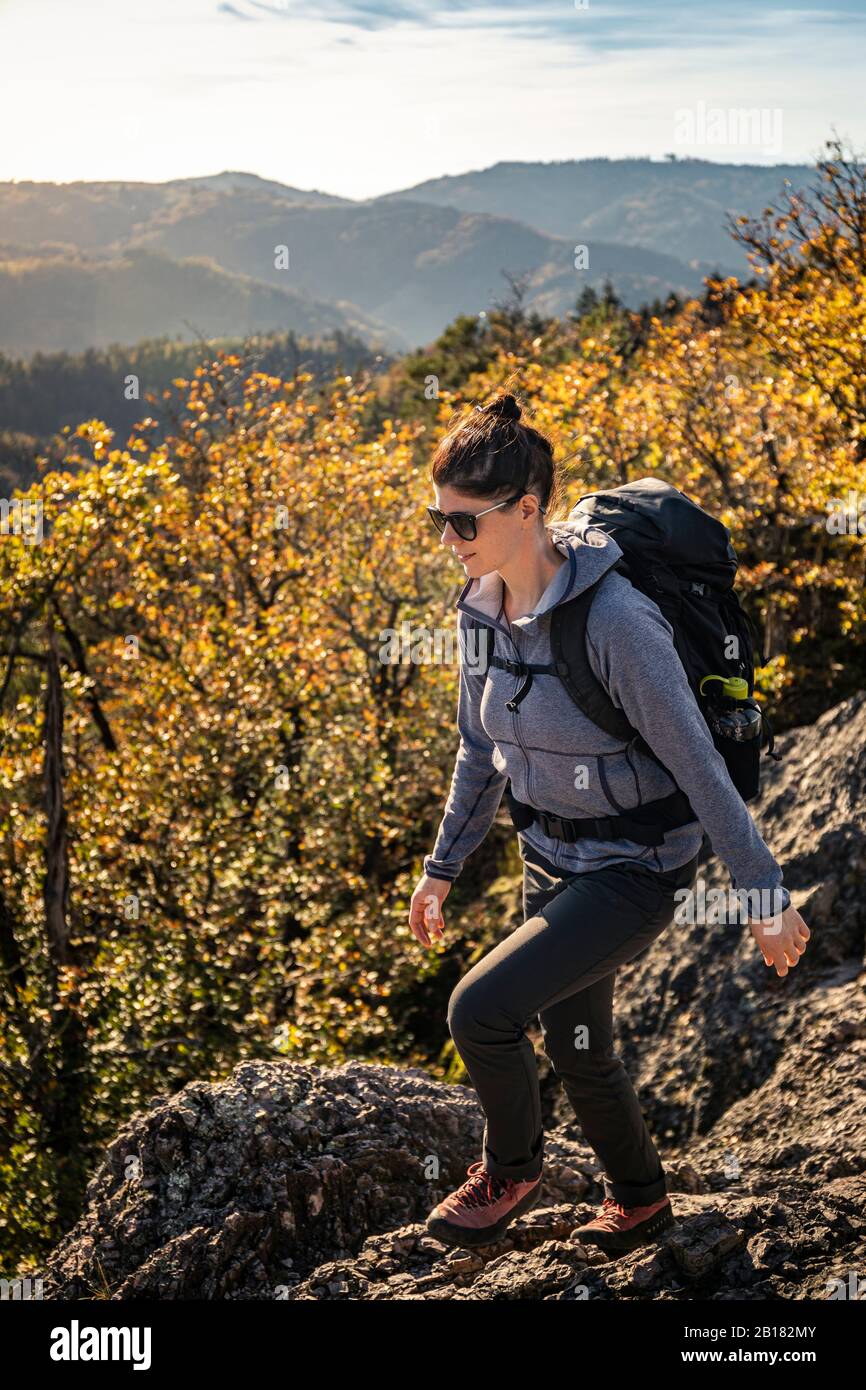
[540,813,581,844]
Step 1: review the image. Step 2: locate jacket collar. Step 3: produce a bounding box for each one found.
[455,523,622,638]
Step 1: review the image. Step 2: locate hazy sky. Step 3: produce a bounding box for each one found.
[2,0,864,197]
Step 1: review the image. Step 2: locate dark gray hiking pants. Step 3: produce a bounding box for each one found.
[447,836,700,1205]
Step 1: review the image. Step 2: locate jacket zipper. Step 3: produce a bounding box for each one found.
[501,625,534,806]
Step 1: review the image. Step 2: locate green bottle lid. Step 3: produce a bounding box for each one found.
[700,673,749,700]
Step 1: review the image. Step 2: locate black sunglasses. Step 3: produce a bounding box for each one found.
[427,492,526,542]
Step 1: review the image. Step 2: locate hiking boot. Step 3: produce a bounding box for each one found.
[572,1194,675,1254]
[426,1160,543,1248]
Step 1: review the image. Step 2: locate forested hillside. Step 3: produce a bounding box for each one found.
[0,328,384,492]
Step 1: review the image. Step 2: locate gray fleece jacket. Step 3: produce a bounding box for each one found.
[423,517,791,915]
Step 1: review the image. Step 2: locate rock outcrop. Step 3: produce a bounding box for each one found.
[41,693,866,1300]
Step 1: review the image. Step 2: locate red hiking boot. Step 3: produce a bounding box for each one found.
[572,1194,675,1254]
[426,1160,543,1248]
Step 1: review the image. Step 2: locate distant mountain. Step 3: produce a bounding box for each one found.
[0,158,818,356]
[0,243,391,355]
[381,157,817,273]
[0,174,349,252]
[164,171,350,205]
[126,192,711,346]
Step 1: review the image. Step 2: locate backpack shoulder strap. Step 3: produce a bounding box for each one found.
[550,579,631,741]
[550,568,664,766]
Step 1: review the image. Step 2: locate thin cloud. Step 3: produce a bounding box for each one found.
[218,0,866,51]
[217,2,257,18]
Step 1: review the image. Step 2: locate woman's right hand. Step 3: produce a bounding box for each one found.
[409,874,452,947]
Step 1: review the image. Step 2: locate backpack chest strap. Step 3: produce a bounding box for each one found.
[487,654,558,710]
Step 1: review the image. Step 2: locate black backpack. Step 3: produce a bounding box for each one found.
[466,476,781,845]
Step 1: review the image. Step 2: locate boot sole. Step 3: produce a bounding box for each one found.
[573,1202,676,1254]
[426,1178,543,1249]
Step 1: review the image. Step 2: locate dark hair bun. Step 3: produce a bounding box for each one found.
[484,393,521,422]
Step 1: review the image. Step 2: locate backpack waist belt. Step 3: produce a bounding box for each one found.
[504,781,696,848]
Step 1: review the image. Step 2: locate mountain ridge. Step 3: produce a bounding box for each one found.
[0,156,818,354]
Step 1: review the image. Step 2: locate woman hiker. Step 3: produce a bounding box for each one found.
[409,391,810,1254]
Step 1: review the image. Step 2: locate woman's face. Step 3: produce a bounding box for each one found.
[433,483,530,580]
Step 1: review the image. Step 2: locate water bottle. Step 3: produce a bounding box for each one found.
[699,674,764,800]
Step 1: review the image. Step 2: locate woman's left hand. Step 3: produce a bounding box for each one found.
[748,903,810,977]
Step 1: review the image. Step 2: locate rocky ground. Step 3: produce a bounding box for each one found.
[41,692,866,1300]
